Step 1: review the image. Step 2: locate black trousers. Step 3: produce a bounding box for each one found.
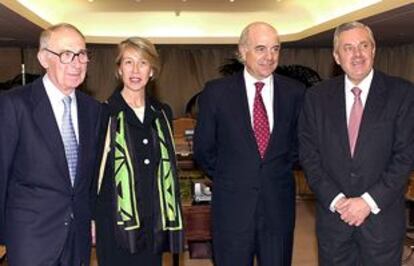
[56,224,87,266]
[318,224,404,266]
[213,208,294,266]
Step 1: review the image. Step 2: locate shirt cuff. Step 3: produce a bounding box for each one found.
[361,192,381,214]
[329,193,345,213]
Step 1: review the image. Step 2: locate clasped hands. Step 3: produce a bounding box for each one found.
[335,197,371,226]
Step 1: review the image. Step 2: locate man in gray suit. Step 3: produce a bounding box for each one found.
[299,21,414,265]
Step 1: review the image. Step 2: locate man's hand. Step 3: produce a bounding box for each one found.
[336,197,371,226]
[334,196,347,214]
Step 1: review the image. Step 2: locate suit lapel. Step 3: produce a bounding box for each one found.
[353,72,387,159]
[264,75,280,158]
[329,77,351,158]
[231,73,261,157]
[74,91,92,188]
[31,79,71,186]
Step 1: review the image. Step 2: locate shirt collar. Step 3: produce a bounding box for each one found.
[43,74,76,101]
[345,69,374,93]
[243,68,273,88]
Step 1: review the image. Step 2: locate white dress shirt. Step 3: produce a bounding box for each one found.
[43,74,79,143]
[330,69,381,215]
[244,68,274,132]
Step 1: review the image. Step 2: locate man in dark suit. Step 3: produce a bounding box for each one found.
[194,22,305,266]
[0,23,101,266]
[299,21,414,265]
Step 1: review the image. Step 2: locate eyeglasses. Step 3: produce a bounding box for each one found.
[44,48,89,64]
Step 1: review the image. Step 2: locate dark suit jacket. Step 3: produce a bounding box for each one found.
[0,77,101,265]
[299,70,414,241]
[194,72,305,235]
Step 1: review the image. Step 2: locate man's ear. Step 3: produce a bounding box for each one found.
[37,50,49,69]
[333,51,340,65]
[238,45,247,62]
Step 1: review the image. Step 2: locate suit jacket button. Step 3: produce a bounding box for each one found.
[350,172,357,178]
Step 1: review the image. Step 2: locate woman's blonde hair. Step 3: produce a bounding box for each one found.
[115,37,160,80]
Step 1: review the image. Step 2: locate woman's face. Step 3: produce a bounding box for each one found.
[118,48,153,93]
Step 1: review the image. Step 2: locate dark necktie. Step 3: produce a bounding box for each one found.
[62,96,78,186]
[348,87,363,157]
[253,82,270,159]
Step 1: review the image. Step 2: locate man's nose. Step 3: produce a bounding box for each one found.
[70,54,83,66]
[353,46,363,56]
[264,50,276,60]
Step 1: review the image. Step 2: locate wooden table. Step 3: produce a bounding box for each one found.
[183,204,212,241]
[172,203,212,266]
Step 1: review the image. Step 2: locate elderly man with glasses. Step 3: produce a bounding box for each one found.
[0,23,101,266]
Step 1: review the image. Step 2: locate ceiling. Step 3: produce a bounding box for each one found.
[0,0,413,47]
[0,2,42,46]
[289,2,414,48]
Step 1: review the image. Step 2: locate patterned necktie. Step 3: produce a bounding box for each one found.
[348,87,363,157]
[253,82,270,159]
[62,96,78,186]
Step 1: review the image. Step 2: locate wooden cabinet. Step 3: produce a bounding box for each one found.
[182,204,212,259]
[183,204,212,242]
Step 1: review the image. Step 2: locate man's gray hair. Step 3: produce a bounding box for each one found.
[39,23,85,51]
[237,22,279,63]
[333,21,375,52]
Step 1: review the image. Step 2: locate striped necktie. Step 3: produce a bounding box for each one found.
[62,96,78,186]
